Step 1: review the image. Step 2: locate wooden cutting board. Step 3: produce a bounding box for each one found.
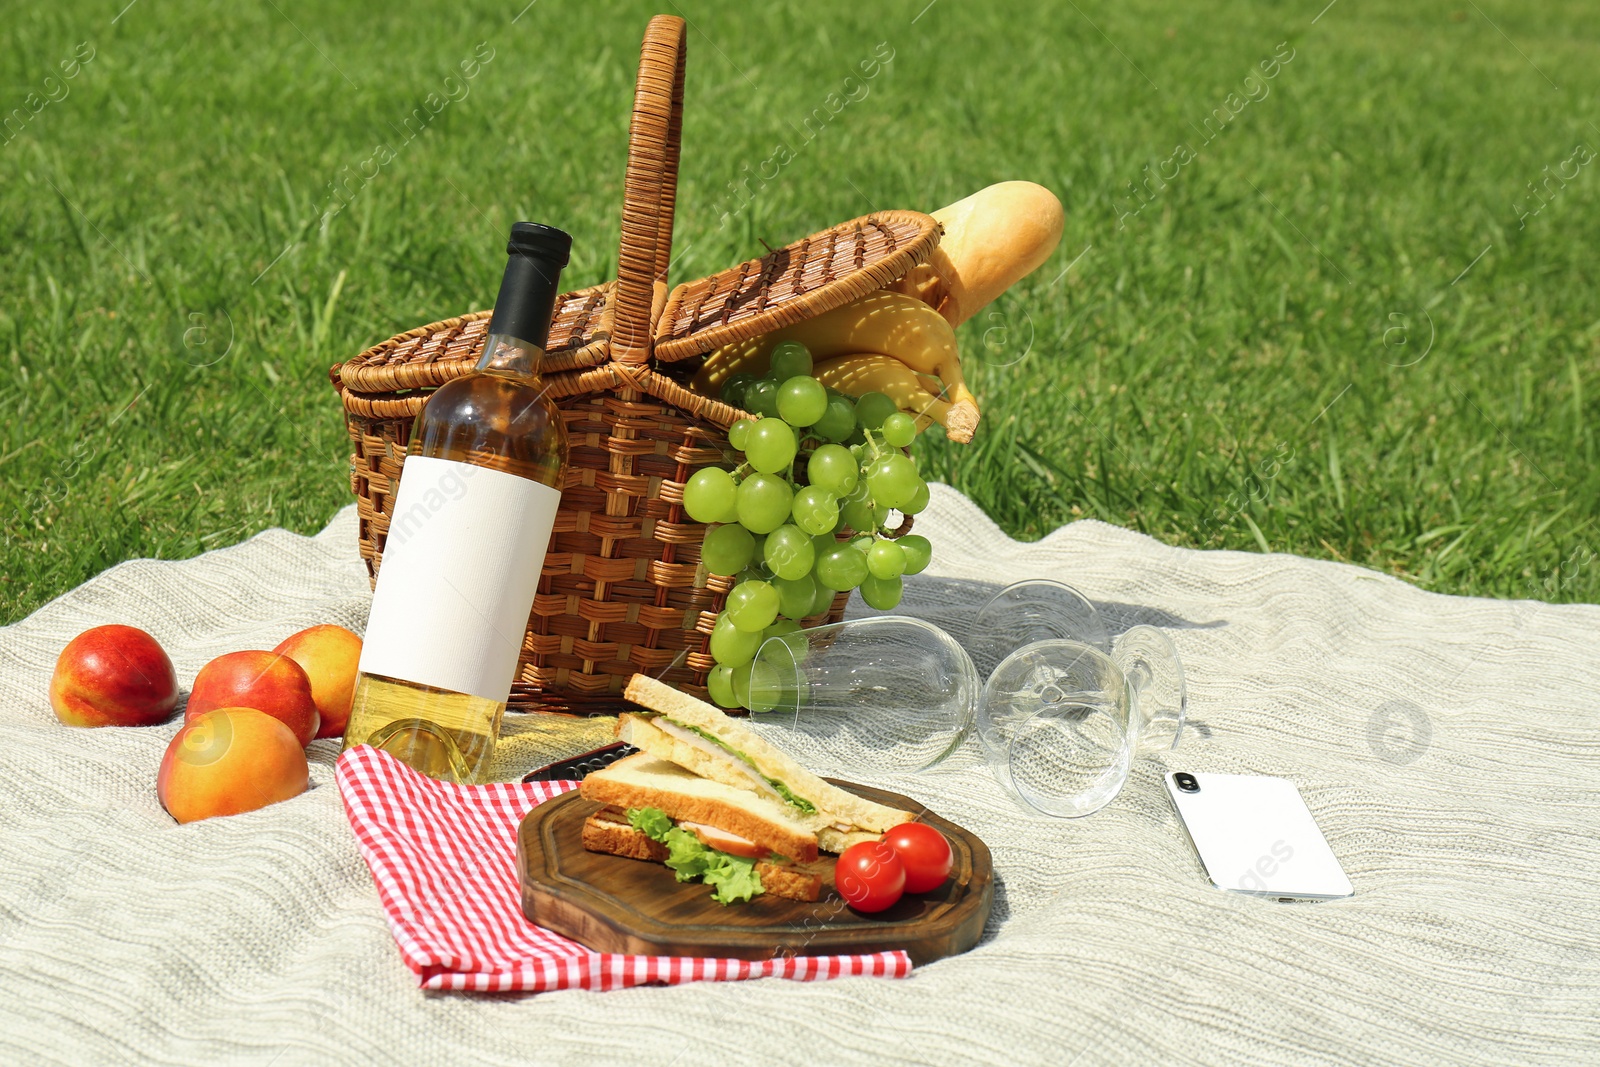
[517,781,992,965]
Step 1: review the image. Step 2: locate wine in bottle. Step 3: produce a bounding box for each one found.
[343,222,572,783]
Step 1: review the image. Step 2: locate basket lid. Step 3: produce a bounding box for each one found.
[653,209,940,363]
[335,283,612,395]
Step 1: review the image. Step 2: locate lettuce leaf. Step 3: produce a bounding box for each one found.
[662,827,713,882]
[627,806,674,840]
[675,722,818,816]
[700,853,762,905]
[625,806,764,905]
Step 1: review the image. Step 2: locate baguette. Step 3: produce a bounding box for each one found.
[887,180,1064,328]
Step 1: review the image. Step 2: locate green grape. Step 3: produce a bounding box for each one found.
[763,524,815,581]
[710,612,762,666]
[735,474,793,534]
[807,444,859,496]
[859,573,903,610]
[701,523,755,576]
[763,618,802,642]
[854,391,899,431]
[745,417,797,474]
[897,533,932,575]
[745,378,781,418]
[763,620,807,663]
[841,492,885,534]
[726,580,780,633]
[809,578,838,617]
[867,539,906,579]
[866,453,920,509]
[845,425,868,446]
[707,665,739,708]
[777,376,828,427]
[683,468,738,523]
[768,341,813,381]
[881,412,917,447]
[773,573,818,619]
[810,394,856,442]
[791,485,840,536]
[720,373,756,409]
[815,546,869,590]
[729,660,755,707]
[811,530,839,558]
[902,479,931,515]
[727,418,755,451]
[745,657,785,714]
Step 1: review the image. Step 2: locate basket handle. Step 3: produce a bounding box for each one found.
[610,14,686,366]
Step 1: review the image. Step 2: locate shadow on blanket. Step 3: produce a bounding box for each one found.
[883,574,1228,645]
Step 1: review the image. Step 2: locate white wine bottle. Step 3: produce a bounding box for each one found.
[344,222,572,783]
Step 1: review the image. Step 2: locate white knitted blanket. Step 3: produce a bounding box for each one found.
[2,485,1596,1066]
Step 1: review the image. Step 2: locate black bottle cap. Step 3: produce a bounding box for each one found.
[488,222,572,348]
[507,221,572,266]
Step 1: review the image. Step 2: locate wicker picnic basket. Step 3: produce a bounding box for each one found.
[329,14,942,711]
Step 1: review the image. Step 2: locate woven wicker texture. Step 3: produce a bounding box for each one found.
[333,284,614,396]
[330,14,939,710]
[653,210,940,363]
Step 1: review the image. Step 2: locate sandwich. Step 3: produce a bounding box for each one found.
[578,675,914,904]
[580,753,832,903]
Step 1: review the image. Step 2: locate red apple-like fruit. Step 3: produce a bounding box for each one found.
[186,650,319,746]
[158,707,309,823]
[50,624,180,727]
[272,624,362,739]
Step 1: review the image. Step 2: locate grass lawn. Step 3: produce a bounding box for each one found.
[2,0,1597,624]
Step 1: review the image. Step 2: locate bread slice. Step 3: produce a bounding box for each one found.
[616,716,885,855]
[615,712,831,824]
[623,675,914,834]
[582,806,825,902]
[578,752,819,863]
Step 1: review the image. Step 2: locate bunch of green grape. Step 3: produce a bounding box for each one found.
[680,340,934,710]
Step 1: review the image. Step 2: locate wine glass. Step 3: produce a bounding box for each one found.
[747,580,1186,817]
[968,578,1110,675]
[745,616,979,777]
[975,625,1185,817]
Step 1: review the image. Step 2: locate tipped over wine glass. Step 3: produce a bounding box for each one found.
[746,579,1186,818]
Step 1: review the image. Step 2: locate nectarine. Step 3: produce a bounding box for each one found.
[51,624,179,728]
[186,650,319,746]
[158,707,309,823]
[272,624,361,739]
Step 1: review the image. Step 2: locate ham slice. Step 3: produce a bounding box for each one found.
[652,718,792,808]
[679,820,767,860]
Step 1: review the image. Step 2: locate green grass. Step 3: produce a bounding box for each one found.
[3,0,1598,624]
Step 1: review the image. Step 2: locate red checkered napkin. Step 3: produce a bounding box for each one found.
[335,745,913,992]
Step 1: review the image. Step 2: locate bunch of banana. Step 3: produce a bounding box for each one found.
[691,181,1064,445]
[692,290,980,442]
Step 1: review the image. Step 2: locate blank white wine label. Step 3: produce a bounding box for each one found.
[358,455,560,703]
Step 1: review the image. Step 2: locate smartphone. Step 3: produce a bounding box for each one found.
[1165,771,1353,902]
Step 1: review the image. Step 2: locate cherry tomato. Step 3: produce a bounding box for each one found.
[883,822,953,893]
[834,840,905,913]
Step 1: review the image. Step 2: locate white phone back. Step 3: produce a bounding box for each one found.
[1165,772,1353,901]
